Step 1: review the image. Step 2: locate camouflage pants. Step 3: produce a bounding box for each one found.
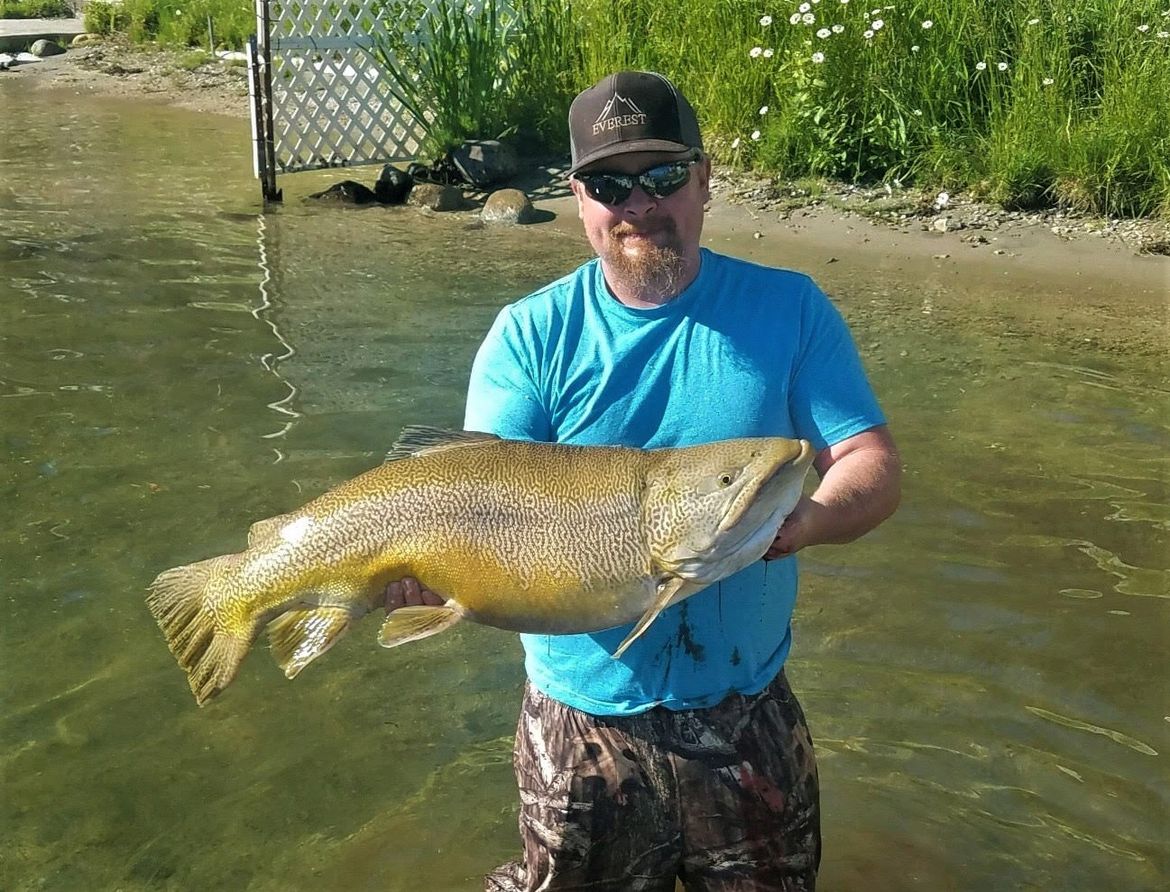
[485,672,820,891]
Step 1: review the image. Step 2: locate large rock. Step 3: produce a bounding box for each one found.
[407,183,465,212]
[451,140,519,189]
[481,188,536,225]
[29,40,66,58]
[375,164,412,204]
[307,180,378,205]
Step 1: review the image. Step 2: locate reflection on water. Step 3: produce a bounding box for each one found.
[1,86,1167,891]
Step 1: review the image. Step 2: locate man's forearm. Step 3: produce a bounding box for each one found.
[803,442,902,546]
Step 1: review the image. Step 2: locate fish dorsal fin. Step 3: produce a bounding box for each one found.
[385,426,500,462]
[247,511,300,548]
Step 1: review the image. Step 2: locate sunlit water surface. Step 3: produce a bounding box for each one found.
[2,88,1166,891]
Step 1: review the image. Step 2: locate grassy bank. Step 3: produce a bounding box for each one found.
[85,0,1170,218]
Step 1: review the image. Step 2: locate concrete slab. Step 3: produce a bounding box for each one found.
[0,16,86,52]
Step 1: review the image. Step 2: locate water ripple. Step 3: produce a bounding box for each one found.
[1025,706,1158,756]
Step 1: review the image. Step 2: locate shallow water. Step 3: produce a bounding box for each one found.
[1,87,1166,891]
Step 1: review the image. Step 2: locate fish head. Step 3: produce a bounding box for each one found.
[643,437,815,583]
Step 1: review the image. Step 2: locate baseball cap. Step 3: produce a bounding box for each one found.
[568,71,704,174]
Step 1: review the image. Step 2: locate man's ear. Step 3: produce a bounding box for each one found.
[697,156,712,203]
[569,176,586,219]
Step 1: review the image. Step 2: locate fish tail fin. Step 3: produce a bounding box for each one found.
[146,554,252,706]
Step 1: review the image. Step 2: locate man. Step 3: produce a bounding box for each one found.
[387,71,901,890]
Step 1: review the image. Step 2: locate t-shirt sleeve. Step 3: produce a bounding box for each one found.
[788,280,886,450]
[464,306,552,441]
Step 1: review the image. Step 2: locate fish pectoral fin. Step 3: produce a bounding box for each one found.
[378,604,462,649]
[267,606,356,679]
[613,577,689,659]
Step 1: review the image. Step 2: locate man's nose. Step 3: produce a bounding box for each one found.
[621,184,657,215]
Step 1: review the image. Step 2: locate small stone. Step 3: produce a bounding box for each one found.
[825,257,839,264]
[753,231,763,239]
[375,164,412,204]
[451,140,519,188]
[931,216,951,232]
[307,180,378,205]
[993,249,1007,255]
[72,34,103,47]
[407,183,465,212]
[29,39,65,58]
[932,253,950,260]
[481,188,535,224]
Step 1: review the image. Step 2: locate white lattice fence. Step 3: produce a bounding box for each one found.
[251,0,516,184]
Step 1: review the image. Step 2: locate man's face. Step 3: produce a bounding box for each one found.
[570,150,711,297]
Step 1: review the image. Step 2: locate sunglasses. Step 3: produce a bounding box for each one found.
[574,156,700,206]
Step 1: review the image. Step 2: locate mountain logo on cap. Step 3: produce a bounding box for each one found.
[592,92,648,135]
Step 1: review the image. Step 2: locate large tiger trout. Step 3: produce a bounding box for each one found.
[146,427,814,705]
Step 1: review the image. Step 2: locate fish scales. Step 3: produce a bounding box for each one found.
[146,428,814,705]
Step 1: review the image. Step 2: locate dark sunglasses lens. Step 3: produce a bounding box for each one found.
[582,175,633,205]
[641,162,692,198]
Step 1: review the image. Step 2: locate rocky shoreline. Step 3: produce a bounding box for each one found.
[4,36,1168,257]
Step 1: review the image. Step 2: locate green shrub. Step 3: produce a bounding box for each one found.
[0,0,74,18]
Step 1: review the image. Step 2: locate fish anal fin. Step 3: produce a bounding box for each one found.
[247,511,300,548]
[378,604,462,648]
[386,427,499,462]
[267,606,356,679]
[613,577,691,659]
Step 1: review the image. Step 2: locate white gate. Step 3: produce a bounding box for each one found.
[247,0,514,202]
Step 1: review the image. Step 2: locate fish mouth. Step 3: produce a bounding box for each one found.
[718,439,814,535]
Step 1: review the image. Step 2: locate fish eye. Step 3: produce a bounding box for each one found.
[718,473,733,487]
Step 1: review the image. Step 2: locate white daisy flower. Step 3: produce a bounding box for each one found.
[997,61,1008,71]
[1027,18,1040,25]
[798,2,811,11]
[832,23,845,33]
[731,137,741,148]
[751,130,762,140]
[911,44,919,51]
[975,61,987,70]
[817,27,831,38]
[921,19,933,28]
[913,109,922,115]
[803,13,816,24]
[750,46,763,57]
[759,105,770,115]
[763,48,776,57]
[1042,77,1054,85]
[863,29,874,39]
[872,18,884,29]
[1137,24,1150,32]
[790,12,801,24]
[760,14,773,26]
[812,51,825,63]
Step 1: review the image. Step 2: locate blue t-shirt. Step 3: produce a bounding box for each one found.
[464,248,884,715]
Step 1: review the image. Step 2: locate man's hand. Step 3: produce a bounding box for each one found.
[383,577,445,612]
[764,426,901,560]
[764,496,822,560]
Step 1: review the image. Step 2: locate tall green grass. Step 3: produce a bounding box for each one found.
[87,0,1170,217]
[0,0,74,18]
[83,0,253,51]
